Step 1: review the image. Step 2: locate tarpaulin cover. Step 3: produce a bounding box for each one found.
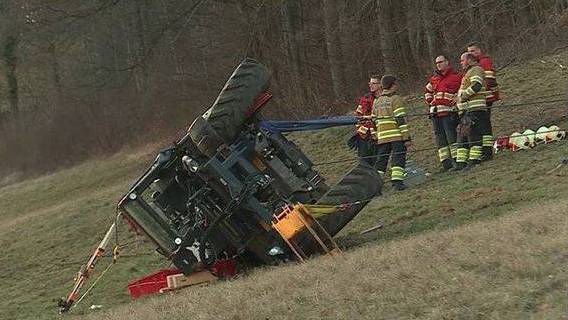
[259,116,357,133]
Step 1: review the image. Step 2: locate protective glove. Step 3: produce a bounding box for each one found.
[346,134,360,151]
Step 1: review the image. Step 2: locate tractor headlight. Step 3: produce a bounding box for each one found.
[268,246,284,256]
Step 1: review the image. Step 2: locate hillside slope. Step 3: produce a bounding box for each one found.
[89,198,568,320]
[0,53,567,320]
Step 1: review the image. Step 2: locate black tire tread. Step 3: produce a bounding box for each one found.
[316,162,382,236]
[203,58,270,143]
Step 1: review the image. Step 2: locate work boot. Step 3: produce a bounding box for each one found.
[450,162,467,171]
[391,180,406,191]
[438,159,454,173]
[480,149,493,161]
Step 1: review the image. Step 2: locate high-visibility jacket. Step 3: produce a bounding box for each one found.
[372,89,410,144]
[457,64,488,112]
[355,92,378,139]
[423,67,462,116]
[478,55,500,103]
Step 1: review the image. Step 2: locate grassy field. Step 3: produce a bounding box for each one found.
[0,149,170,320]
[0,53,567,320]
[88,197,568,320]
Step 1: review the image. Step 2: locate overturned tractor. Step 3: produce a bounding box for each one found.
[59,59,381,313]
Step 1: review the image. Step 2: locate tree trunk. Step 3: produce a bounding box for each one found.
[134,0,149,91]
[322,0,346,101]
[3,35,19,116]
[422,0,437,63]
[406,3,424,76]
[377,0,399,76]
[280,0,307,103]
[48,41,63,98]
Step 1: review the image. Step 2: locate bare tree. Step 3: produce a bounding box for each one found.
[280,0,308,104]
[0,0,567,175]
[322,0,346,100]
[376,0,400,76]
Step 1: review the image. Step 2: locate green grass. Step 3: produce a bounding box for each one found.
[0,150,170,320]
[340,140,568,243]
[0,53,567,320]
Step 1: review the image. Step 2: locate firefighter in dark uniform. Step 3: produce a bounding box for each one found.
[423,55,462,172]
[467,42,500,160]
[454,52,490,170]
[372,75,410,190]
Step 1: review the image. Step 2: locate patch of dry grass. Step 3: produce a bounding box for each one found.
[90,199,568,320]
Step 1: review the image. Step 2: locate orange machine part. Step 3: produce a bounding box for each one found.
[272,205,309,239]
[272,204,341,262]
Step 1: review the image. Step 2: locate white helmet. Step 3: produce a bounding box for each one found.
[547,125,566,142]
[535,126,548,144]
[509,132,530,151]
[522,129,536,148]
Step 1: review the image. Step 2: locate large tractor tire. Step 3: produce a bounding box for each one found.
[189,58,270,156]
[315,162,382,236]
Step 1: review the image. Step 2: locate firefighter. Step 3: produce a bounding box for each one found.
[351,75,381,166]
[467,42,500,160]
[372,75,410,190]
[423,55,462,172]
[454,52,490,170]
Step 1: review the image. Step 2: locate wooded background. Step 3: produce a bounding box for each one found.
[1,0,567,175]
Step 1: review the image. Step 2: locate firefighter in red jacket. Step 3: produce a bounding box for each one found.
[467,42,500,160]
[352,75,381,166]
[423,55,462,172]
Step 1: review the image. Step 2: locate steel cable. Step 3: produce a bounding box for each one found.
[313,127,567,167]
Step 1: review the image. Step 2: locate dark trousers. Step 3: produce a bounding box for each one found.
[375,141,407,181]
[358,138,378,167]
[432,113,458,163]
[480,103,494,158]
[457,110,489,162]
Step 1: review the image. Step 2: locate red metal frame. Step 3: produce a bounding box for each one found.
[127,268,180,299]
[246,91,272,117]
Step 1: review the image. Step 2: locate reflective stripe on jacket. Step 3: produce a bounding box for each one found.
[355,93,377,139]
[423,67,462,116]
[372,89,410,143]
[457,65,488,112]
[478,55,500,103]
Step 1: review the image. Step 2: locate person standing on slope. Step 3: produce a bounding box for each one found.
[351,75,382,166]
[454,52,490,170]
[372,75,410,190]
[423,55,462,172]
[467,42,501,160]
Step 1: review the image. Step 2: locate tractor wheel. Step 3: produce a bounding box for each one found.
[189,58,270,156]
[204,58,270,142]
[315,162,382,236]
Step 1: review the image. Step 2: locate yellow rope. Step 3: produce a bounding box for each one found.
[73,246,119,309]
[303,204,338,218]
